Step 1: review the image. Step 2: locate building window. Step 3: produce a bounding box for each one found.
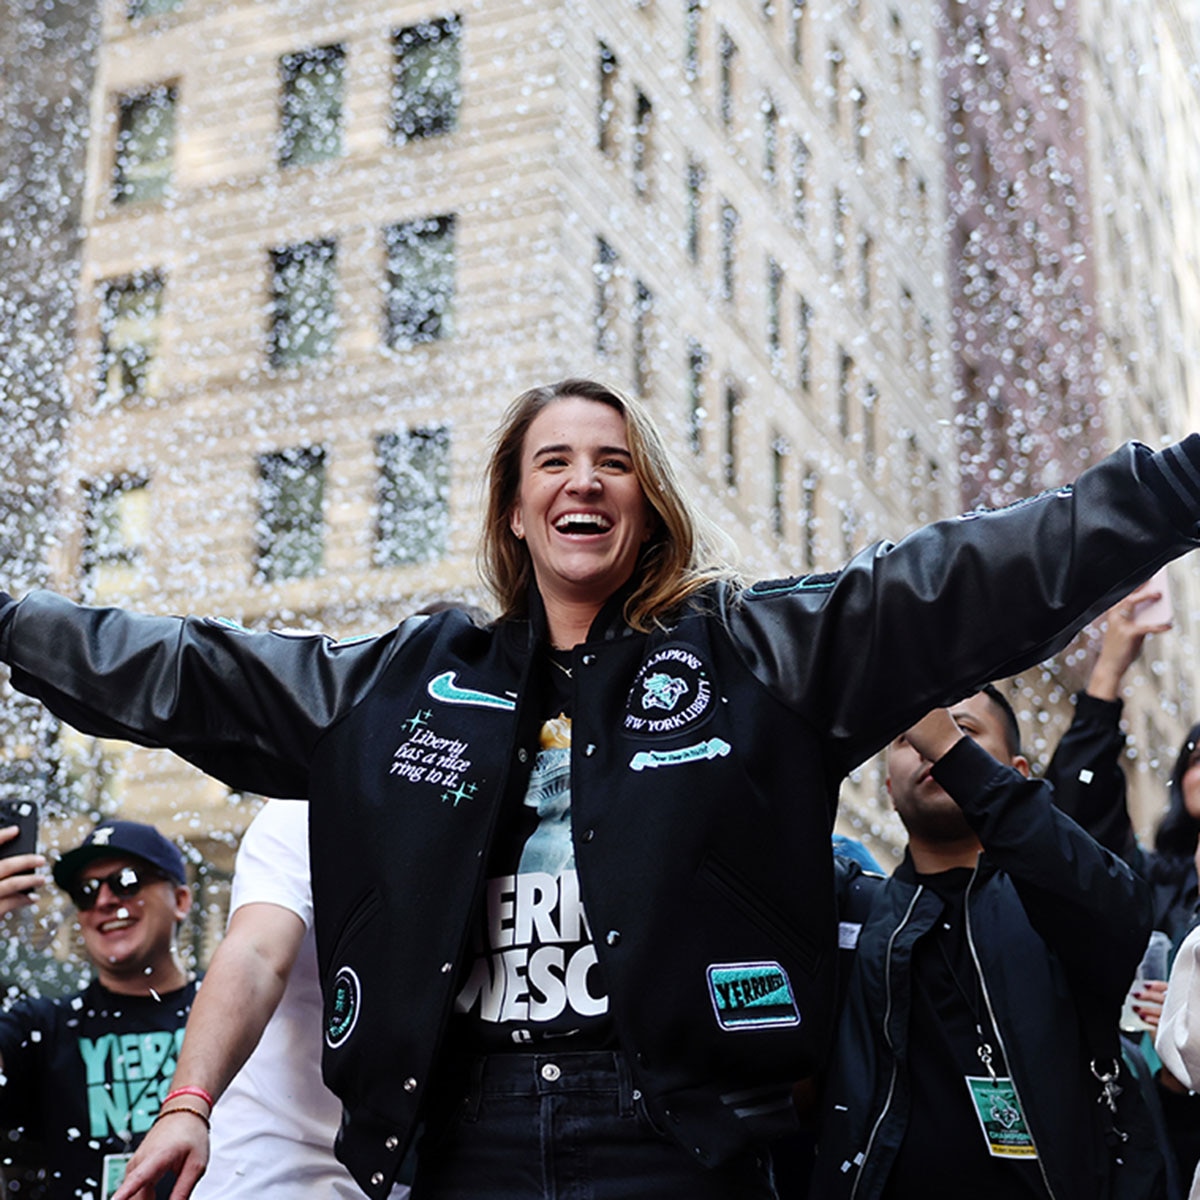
[789,0,807,67]
[767,259,784,366]
[595,237,619,357]
[112,84,176,205]
[801,466,819,570]
[791,135,809,227]
[686,339,706,454]
[391,15,461,143]
[98,272,163,403]
[770,434,788,538]
[916,175,929,237]
[863,381,878,470]
[720,200,738,302]
[384,215,456,348]
[796,295,813,393]
[598,41,619,154]
[82,476,149,601]
[857,232,873,311]
[832,190,847,278]
[269,239,337,367]
[828,44,843,128]
[686,159,704,263]
[723,381,740,488]
[762,96,779,187]
[375,426,451,566]
[899,286,917,368]
[921,312,936,384]
[718,29,737,130]
[633,280,653,395]
[633,90,654,197]
[837,349,854,439]
[684,0,702,82]
[853,83,869,163]
[279,44,346,168]
[256,446,326,582]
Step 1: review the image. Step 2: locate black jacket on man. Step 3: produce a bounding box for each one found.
[1047,691,1199,944]
[1,439,1199,1198]
[811,738,1152,1200]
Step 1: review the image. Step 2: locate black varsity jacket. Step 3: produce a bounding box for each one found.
[1,438,1199,1197]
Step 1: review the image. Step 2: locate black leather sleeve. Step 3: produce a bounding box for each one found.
[0,592,425,797]
[934,735,1152,1005]
[724,437,1200,772]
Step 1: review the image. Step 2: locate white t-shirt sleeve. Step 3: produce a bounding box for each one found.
[228,799,313,930]
[1156,925,1200,1091]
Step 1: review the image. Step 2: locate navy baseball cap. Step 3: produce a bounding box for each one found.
[52,819,186,890]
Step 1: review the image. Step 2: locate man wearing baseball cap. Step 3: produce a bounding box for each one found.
[0,817,198,1199]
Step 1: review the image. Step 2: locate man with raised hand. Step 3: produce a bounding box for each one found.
[0,818,197,1199]
[812,688,1158,1199]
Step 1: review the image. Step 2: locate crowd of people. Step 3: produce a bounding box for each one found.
[2,378,1200,1198]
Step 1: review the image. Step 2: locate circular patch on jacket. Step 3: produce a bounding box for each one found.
[623,646,715,739]
[325,966,361,1049]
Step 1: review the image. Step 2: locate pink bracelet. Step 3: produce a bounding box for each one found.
[163,1085,214,1109]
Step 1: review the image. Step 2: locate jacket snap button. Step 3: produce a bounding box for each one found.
[606,930,621,946]
[371,1173,385,1186]
[441,961,453,973]
[403,1077,418,1092]
[585,743,596,756]
[541,1062,561,1081]
[581,828,594,843]
[385,1135,399,1150]
[582,654,596,665]
[518,747,528,763]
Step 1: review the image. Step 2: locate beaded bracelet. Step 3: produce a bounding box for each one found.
[163,1086,214,1109]
[153,1105,211,1130]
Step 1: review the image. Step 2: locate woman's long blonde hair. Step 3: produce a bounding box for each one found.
[479,379,734,631]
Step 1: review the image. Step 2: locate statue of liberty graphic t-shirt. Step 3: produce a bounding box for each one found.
[454,655,612,1050]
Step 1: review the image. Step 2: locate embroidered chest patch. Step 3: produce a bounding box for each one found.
[325,965,362,1049]
[707,961,800,1031]
[623,646,715,739]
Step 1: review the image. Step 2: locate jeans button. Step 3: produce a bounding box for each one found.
[541,1062,561,1081]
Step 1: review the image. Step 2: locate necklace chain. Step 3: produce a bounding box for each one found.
[548,655,572,679]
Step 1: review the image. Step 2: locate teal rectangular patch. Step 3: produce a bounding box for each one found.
[707,961,800,1030]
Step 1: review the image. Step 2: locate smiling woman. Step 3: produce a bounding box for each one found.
[479,378,732,638]
[4,380,1200,1200]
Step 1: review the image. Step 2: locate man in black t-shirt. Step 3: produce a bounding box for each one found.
[0,818,197,1200]
[810,687,1159,1200]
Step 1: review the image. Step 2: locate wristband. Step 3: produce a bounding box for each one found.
[163,1085,214,1109]
[153,1105,210,1130]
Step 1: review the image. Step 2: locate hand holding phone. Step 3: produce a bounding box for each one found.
[0,803,46,916]
[0,800,38,859]
[1130,567,1173,629]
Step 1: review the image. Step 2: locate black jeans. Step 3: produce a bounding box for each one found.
[413,1050,778,1200]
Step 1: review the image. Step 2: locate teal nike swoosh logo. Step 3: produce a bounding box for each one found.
[427,671,517,712]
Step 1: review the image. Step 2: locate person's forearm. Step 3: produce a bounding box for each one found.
[169,915,297,1100]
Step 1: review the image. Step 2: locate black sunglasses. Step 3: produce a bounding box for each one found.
[69,864,169,911]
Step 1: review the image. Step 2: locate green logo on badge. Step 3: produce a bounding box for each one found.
[326,966,361,1048]
[965,1075,1037,1158]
